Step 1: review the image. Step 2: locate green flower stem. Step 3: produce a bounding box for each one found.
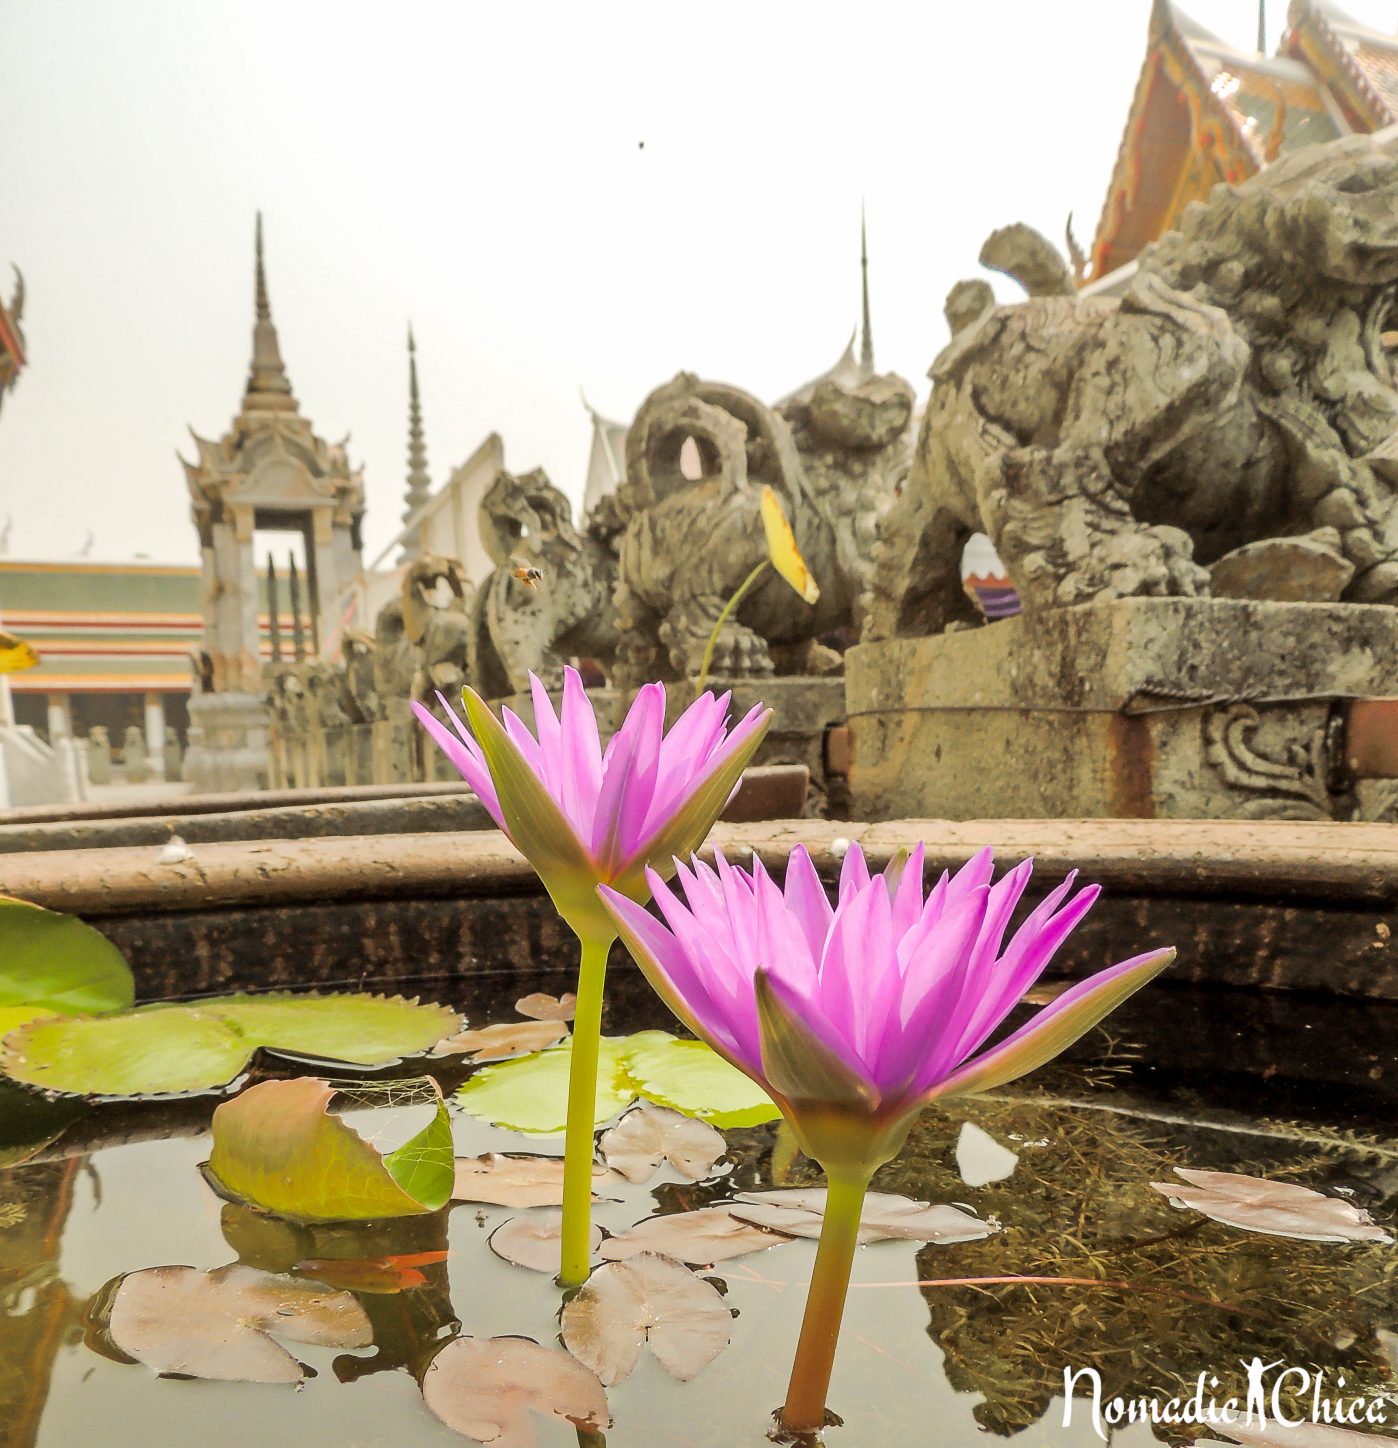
[780,1169,870,1434]
[694,560,769,698]
[559,930,614,1286]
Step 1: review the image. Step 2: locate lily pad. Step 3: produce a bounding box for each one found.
[598,1104,726,1184]
[730,1189,998,1244]
[488,1212,602,1273]
[2,992,461,1097]
[0,896,133,1033]
[422,1335,608,1447]
[514,992,576,1022]
[1151,1168,1394,1244]
[620,1031,780,1128]
[598,1208,790,1265]
[454,1031,777,1134]
[204,1077,455,1222]
[455,1037,635,1133]
[561,1252,732,1385]
[102,1263,372,1383]
[434,1020,568,1062]
[451,1153,626,1208]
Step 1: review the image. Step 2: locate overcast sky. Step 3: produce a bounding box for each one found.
[2,0,1395,565]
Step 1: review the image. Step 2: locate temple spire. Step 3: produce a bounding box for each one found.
[243,213,296,413]
[399,326,432,562]
[859,204,875,375]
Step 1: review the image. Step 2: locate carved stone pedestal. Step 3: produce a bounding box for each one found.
[846,599,1398,821]
[185,693,270,794]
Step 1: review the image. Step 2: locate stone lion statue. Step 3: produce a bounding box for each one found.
[470,468,619,697]
[867,129,1398,638]
[613,370,913,681]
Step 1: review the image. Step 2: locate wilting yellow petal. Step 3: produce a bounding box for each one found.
[760,487,819,605]
[0,633,38,674]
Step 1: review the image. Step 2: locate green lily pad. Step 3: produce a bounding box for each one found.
[454,1031,777,1134]
[619,1031,779,1129]
[1,993,462,1098]
[456,1036,635,1134]
[0,896,133,1018]
[205,1077,454,1223]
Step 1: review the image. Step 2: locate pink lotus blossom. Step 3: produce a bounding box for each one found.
[413,668,770,937]
[599,841,1172,1175]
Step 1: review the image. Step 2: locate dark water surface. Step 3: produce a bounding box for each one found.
[2,983,1394,1448]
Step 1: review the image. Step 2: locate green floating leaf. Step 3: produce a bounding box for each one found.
[621,1030,780,1129]
[456,1036,634,1134]
[205,1076,454,1223]
[1,992,461,1098]
[454,1031,777,1134]
[0,895,134,1020]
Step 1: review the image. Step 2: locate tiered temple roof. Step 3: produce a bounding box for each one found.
[1090,0,1398,281]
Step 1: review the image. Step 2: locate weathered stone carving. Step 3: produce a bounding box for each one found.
[1201,703,1331,820]
[401,552,474,708]
[867,129,1398,639]
[613,370,912,682]
[87,726,112,786]
[470,468,619,697]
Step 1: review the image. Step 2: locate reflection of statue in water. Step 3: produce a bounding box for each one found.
[874,1087,1394,1437]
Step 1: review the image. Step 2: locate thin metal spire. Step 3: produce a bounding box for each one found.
[1257,0,1266,53]
[859,204,874,375]
[399,326,432,562]
[244,212,296,412]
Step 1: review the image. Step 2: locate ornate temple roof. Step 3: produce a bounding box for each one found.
[1090,0,1394,281]
[581,392,629,514]
[180,216,365,545]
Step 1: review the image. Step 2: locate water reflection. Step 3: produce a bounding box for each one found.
[0,991,1392,1447]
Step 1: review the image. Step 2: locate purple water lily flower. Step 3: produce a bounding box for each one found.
[600,841,1172,1433]
[413,667,770,938]
[414,666,770,1286]
[600,841,1172,1172]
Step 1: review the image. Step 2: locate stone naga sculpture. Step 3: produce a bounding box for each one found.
[470,468,620,697]
[867,129,1398,638]
[402,553,474,708]
[613,370,913,681]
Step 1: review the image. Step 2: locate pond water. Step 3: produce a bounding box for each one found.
[2,982,1394,1448]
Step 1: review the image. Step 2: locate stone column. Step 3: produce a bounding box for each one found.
[312,508,339,659]
[144,692,167,779]
[46,694,72,742]
[233,504,262,693]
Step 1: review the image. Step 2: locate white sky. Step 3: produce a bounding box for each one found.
[2,0,1395,564]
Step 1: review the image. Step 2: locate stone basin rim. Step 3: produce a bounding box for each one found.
[2,817,1395,916]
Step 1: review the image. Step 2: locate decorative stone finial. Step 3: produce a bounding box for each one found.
[244,213,297,413]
